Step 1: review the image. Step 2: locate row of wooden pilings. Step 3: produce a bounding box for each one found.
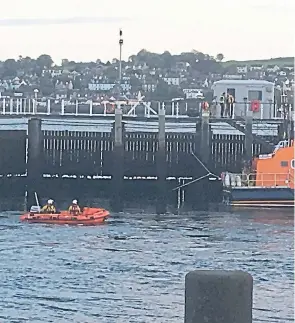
[109,108,255,213]
[26,108,255,213]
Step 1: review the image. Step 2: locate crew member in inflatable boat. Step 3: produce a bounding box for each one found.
[68,199,81,215]
[40,199,56,214]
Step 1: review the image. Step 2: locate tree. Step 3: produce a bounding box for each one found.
[17,56,36,73]
[216,53,224,62]
[36,54,53,69]
[3,59,18,77]
[128,55,136,63]
[39,76,54,96]
[130,76,142,92]
[161,51,174,69]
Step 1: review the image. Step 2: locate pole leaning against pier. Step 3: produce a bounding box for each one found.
[245,106,253,165]
[27,118,43,210]
[200,107,210,165]
[111,108,124,212]
[185,270,253,323]
[156,105,167,214]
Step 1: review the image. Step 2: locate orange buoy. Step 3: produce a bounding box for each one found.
[202,101,210,111]
[250,100,260,112]
[106,103,115,113]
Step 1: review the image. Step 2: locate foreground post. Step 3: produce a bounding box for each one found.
[185,270,253,323]
[245,109,253,165]
[156,106,167,214]
[27,118,43,210]
[201,108,210,164]
[111,108,124,212]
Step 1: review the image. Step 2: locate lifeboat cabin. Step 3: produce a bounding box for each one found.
[222,140,294,208]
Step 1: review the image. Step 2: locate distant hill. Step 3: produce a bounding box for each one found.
[222,57,294,67]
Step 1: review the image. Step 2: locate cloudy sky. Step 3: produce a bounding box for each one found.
[1,0,294,64]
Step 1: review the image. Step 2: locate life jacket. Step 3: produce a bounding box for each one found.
[228,95,234,104]
[69,204,80,214]
[43,205,56,213]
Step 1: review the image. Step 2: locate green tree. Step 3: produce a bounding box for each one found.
[216,53,224,62]
[130,76,142,92]
[36,54,53,69]
[161,51,174,69]
[3,59,18,77]
[39,76,54,96]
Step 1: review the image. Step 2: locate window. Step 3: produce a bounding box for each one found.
[281,161,288,167]
[227,88,236,98]
[248,90,262,101]
[291,159,295,169]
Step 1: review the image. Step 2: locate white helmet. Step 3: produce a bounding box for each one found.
[72,199,78,204]
[48,199,54,204]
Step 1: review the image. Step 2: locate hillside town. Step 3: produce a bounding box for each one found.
[0,50,293,105]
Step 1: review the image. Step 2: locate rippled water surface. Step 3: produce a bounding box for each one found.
[0,209,293,323]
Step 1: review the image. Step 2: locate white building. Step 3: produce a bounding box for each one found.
[42,69,63,77]
[163,77,180,86]
[142,84,156,92]
[183,88,204,99]
[236,66,248,74]
[266,65,280,73]
[212,79,275,119]
[88,83,131,91]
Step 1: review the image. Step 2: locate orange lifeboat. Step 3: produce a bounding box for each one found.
[20,207,110,226]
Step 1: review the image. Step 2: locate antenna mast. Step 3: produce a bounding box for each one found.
[119,29,123,91]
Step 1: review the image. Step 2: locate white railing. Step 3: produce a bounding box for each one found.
[0,97,291,120]
[0,98,191,118]
[222,172,294,188]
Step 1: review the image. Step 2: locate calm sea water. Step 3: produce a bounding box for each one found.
[0,209,293,323]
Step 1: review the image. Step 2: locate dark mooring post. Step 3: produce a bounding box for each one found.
[185,270,253,323]
[245,109,253,165]
[201,108,210,165]
[156,106,166,214]
[27,118,42,210]
[111,108,124,212]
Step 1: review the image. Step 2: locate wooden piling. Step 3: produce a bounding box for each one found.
[111,108,124,212]
[200,109,210,165]
[156,106,167,214]
[244,110,253,165]
[185,270,253,323]
[27,118,43,210]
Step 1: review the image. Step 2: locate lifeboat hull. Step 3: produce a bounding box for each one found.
[20,207,110,226]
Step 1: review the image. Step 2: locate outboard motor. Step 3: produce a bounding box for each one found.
[29,206,41,214]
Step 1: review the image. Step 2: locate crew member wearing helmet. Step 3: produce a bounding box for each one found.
[68,199,81,215]
[41,199,56,214]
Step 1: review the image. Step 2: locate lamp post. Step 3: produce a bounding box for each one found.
[119,29,123,92]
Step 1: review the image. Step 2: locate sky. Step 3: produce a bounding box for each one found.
[0,0,294,64]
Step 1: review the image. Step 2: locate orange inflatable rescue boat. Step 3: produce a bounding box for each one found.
[20,207,110,226]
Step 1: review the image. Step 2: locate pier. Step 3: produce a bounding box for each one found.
[0,99,289,212]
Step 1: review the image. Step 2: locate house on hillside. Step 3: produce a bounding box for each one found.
[236,66,247,74]
[249,64,263,71]
[266,65,280,73]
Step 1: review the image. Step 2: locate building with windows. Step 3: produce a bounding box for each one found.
[212,80,275,119]
[163,77,180,86]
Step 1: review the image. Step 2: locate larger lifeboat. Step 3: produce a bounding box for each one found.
[20,207,110,226]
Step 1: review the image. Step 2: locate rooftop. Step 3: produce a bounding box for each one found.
[213,79,274,86]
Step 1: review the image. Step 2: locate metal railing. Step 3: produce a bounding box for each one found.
[222,172,294,188]
[0,98,190,118]
[0,97,291,120]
